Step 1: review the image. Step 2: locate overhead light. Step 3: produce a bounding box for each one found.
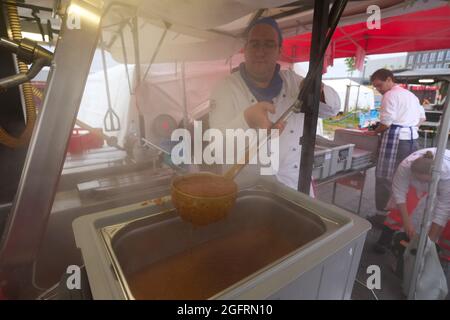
[21,32,50,43]
[419,79,435,84]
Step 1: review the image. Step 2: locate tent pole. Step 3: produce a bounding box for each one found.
[298,0,329,193]
[131,16,141,89]
[294,0,348,193]
[355,84,361,110]
[143,22,171,82]
[344,83,351,113]
[131,15,146,141]
[118,21,133,95]
[408,80,450,299]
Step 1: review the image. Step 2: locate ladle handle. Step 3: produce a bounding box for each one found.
[223,163,245,180]
[223,127,275,180]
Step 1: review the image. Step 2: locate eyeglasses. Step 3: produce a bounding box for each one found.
[246,41,279,52]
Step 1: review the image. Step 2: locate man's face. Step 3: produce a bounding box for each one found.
[244,24,281,84]
[372,77,394,95]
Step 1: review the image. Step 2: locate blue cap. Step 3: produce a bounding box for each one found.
[247,17,283,46]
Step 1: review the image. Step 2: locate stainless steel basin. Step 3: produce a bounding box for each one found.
[107,190,329,299]
[73,178,370,300]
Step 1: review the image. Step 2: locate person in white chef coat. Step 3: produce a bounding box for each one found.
[372,148,450,297]
[368,69,426,218]
[375,148,450,248]
[208,17,340,191]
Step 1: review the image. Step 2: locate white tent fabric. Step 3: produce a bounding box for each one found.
[77,65,134,145]
[78,59,238,146]
[100,0,447,64]
[133,60,235,136]
[133,0,294,30]
[322,79,375,112]
[77,55,307,146]
[103,17,245,64]
[102,0,295,31]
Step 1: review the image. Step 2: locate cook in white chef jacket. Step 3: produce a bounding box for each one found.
[208,17,340,191]
[389,148,450,241]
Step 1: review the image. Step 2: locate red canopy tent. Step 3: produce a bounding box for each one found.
[281,5,450,63]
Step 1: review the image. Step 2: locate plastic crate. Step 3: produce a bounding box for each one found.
[334,128,380,158]
[68,128,104,155]
[330,144,354,175]
[316,136,354,176]
[312,146,332,180]
[351,148,374,170]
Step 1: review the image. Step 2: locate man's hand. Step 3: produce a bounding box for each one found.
[373,123,389,135]
[244,102,286,133]
[428,223,444,243]
[272,121,286,133]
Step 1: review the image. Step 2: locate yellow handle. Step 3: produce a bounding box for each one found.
[224,163,246,180]
[223,129,274,180]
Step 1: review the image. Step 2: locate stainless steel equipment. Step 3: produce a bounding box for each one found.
[0,37,53,89]
[73,177,371,300]
[32,166,175,290]
[0,0,102,268]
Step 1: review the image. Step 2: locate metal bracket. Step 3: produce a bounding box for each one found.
[0,37,53,89]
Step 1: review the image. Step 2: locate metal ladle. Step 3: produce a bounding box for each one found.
[171,129,272,226]
[171,0,348,226]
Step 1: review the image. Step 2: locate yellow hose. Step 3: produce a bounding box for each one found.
[0,1,37,148]
[32,86,44,101]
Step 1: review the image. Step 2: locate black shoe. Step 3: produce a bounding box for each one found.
[373,243,387,254]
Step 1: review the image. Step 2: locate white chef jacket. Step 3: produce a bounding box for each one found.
[380,85,426,140]
[209,69,340,190]
[391,148,450,229]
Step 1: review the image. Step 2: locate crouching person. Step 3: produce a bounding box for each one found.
[373,149,450,281]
